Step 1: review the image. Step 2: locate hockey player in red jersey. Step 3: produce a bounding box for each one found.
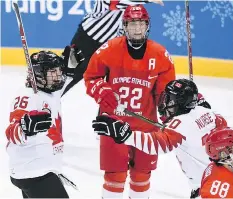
[5,46,84,198]
[83,4,175,199]
[200,127,233,198]
[93,79,227,198]
[63,0,164,95]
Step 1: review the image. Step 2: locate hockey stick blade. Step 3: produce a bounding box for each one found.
[12,2,38,93]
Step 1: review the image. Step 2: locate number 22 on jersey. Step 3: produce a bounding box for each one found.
[118,87,142,109]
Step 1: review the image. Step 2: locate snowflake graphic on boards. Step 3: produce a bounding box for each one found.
[201,1,233,27]
[162,5,195,47]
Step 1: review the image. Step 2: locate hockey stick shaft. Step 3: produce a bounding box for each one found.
[13,2,38,93]
[122,108,165,129]
[185,0,193,81]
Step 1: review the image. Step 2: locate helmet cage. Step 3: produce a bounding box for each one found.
[158,91,178,118]
[34,61,66,93]
[28,51,67,93]
[123,5,150,48]
[123,19,150,48]
[210,144,233,168]
[158,89,197,118]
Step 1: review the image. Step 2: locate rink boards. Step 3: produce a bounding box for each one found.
[1,47,233,78]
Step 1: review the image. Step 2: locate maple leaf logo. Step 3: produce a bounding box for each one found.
[47,113,63,145]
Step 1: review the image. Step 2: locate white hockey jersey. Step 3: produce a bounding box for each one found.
[125,106,227,189]
[6,79,71,179]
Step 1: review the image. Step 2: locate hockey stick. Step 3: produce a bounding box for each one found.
[13,2,38,93]
[185,0,193,81]
[117,106,166,129]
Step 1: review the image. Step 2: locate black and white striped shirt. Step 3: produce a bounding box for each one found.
[82,0,150,44]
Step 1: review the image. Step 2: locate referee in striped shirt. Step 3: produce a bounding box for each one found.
[63,0,163,95]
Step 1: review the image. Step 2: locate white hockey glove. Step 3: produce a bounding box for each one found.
[61,45,85,77]
[92,115,132,144]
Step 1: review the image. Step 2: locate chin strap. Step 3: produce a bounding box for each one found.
[127,40,144,50]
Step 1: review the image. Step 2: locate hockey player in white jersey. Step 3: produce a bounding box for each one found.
[5,47,84,198]
[92,79,227,199]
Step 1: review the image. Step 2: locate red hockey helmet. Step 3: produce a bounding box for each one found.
[123,5,150,48]
[205,127,233,162]
[123,5,149,21]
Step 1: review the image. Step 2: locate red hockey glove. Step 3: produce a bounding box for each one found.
[87,79,118,114]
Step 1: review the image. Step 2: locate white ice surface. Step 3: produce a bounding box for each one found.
[0,66,232,198]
